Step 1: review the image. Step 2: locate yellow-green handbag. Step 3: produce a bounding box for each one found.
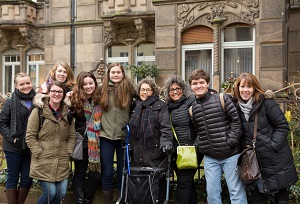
[171,115,198,169]
[176,145,198,169]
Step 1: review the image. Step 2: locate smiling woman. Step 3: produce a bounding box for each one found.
[26,80,76,204]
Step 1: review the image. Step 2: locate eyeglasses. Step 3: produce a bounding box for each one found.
[140,89,152,93]
[50,90,64,94]
[170,88,182,93]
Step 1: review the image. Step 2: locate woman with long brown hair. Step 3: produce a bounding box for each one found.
[70,71,102,204]
[99,62,135,203]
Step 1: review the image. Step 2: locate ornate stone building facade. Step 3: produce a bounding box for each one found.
[0,0,299,94]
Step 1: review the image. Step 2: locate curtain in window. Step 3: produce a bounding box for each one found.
[224,48,252,79]
[185,49,212,81]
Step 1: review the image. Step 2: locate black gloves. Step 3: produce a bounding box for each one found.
[162,144,173,155]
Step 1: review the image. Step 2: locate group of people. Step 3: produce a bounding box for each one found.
[0,60,297,204]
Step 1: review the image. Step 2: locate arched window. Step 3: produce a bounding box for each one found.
[221,24,255,80]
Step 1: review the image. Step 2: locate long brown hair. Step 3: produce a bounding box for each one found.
[48,61,76,88]
[71,71,101,115]
[233,72,265,103]
[100,63,134,111]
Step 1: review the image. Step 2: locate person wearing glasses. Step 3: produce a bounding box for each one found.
[164,75,202,204]
[26,81,76,204]
[99,62,135,203]
[0,73,36,204]
[128,77,173,203]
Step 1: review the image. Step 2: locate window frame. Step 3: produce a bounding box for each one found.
[221,26,255,82]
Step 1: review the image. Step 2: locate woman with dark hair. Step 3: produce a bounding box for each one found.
[99,62,135,203]
[70,71,102,204]
[39,61,75,93]
[26,81,76,204]
[128,77,173,203]
[164,75,201,204]
[0,72,35,204]
[234,72,298,204]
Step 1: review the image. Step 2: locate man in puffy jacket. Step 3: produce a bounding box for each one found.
[189,69,247,204]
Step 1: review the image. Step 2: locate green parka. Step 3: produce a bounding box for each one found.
[26,96,76,182]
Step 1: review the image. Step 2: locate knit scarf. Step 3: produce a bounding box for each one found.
[167,95,186,111]
[84,100,102,173]
[10,88,35,138]
[238,97,254,121]
[129,95,159,148]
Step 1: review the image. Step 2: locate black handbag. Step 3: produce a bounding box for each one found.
[71,109,94,161]
[238,112,261,185]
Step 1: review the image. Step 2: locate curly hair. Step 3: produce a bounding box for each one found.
[233,72,266,103]
[137,77,160,97]
[71,71,101,115]
[164,75,191,102]
[100,62,134,111]
[47,61,76,88]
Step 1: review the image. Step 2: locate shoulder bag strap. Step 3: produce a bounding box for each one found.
[170,114,180,146]
[219,93,225,111]
[252,112,258,147]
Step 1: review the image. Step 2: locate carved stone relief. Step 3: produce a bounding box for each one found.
[178,0,259,29]
[0,29,12,50]
[104,20,155,46]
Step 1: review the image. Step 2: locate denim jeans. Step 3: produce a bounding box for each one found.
[4,150,32,189]
[37,179,68,204]
[204,154,247,204]
[100,137,124,191]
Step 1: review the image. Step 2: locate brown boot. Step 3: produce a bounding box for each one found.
[17,188,30,204]
[5,188,17,204]
[102,190,113,204]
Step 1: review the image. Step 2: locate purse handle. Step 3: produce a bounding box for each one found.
[83,108,95,135]
[252,112,258,148]
[170,114,181,146]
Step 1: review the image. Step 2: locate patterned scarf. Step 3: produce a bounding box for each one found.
[11,88,35,138]
[84,100,102,173]
[129,95,159,148]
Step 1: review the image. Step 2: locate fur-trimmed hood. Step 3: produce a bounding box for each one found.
[264,89,275,99]
[33,93,71,108]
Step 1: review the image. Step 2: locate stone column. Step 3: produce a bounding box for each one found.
[212,24,220,92]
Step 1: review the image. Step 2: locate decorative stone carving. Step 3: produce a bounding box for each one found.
[0,29,12,50]
[103,21,119,44]
[134,18,149,42]
[18,27,44,48]
[178,1,259,28]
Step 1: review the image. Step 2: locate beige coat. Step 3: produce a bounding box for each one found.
[26,96,75,182]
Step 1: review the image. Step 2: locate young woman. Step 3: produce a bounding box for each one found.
[234,72,298,204]
[70,71,102,204]
[26,81,76,204]
[39,61,75,93]
[0,73,35,204]
[99,62,135,203]
[164,75,202,204]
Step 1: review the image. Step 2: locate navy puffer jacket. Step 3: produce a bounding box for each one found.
[238,96,298,193]
[192,92,242,159]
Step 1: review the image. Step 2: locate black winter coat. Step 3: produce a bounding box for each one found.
[238,97,298,193]
[192,92,242,159]
[0,98,32,154]
[130,99,173,169]
[170,96,196,148]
